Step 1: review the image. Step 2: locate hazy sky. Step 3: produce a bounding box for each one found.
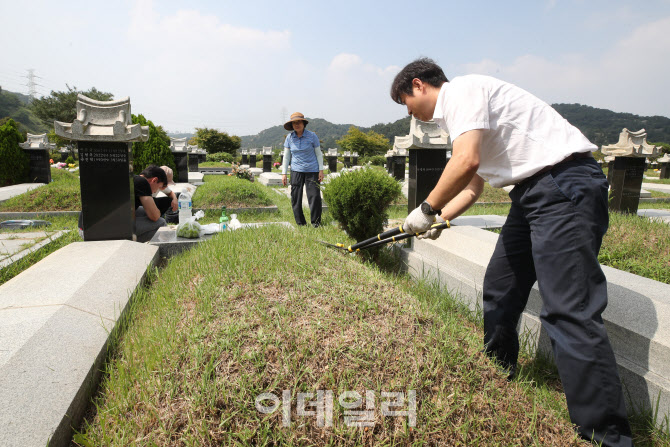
[1,0,669,135]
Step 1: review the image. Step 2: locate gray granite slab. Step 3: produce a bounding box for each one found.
[0,240,158,447]
[258,172,283,186]
[0,183,46,203]
[0,231,66,268]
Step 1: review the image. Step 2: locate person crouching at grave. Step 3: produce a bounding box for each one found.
[152,166,179,218]
[393,58,633,447]
[135,165,168,242]
[282,112,324,227]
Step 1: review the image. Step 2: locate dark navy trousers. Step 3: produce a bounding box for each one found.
[290,171,322,227]
[482,157,633,446]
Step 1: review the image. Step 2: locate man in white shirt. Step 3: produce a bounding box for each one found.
[394,58,632,446]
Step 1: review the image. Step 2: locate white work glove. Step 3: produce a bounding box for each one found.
[403,206,436,235]
[417,215,446,240]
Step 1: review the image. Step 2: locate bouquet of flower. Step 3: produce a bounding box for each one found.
[230,163,254,182]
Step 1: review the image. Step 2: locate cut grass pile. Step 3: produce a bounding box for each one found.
[76,225,584,446]
[193,175,275,209]
[0,168,81,212]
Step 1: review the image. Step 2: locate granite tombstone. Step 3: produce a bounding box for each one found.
[19,134,55,184]
[262,146,273,172]
[54,95,149,241]
[394,117,451,212]
[169,138,189,183]
[327,148,338,172]
[601,128,660,214]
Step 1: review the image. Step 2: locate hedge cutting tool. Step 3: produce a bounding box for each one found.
[319,220,451,252]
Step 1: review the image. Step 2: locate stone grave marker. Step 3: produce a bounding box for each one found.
[187,145,199,172]
[19,133,55,184]
[601,128,660,214]
[394,117,451,212]
[392,148,408,181]
[385,150,393,174]
[352,152,359,166]
[59,146,71,163]
[658,154,670,179]
[241,149,248,165]
[169,137,189,183]
[262,146,273,172]
[249,148,258,167]
[55,94,148,241]
[343,151,351,168]
[327,148,338,172]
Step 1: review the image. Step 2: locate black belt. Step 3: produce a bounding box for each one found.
[518,152,593,186]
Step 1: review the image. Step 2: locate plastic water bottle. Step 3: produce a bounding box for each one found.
[178,191,192,225]
[219,207,229,231]
[229,214,242,230]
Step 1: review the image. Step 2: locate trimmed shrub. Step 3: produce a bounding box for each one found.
[322,167,401,243]
[66,156,75,165]
[207,152,233,163]
[362,155,386,166]
[0,119,29,186]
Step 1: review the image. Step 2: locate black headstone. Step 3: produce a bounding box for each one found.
[188,153,199,172]
[660,162,670,179]
[327,156,337,172]
[22,149,51,184]
[249,154,257,167]
[408,148,448,213]
[172,151,188,183]
[352,156,358,166]
[392,156,406,181]
[241,154,248,164]
[386,156,393,174]
[263,154,272,172]
[343,156,351,168]
[607,161,614,185]
[60,151,70,163]
[78,141,134,241]
[608,156,645,214]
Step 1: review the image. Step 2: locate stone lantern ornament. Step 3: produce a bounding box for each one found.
[601,128,660,214]
[658,153,670,179]
[54,95,148,241]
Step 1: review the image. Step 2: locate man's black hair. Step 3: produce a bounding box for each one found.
[390,57,449,104]
[140,165,168,185]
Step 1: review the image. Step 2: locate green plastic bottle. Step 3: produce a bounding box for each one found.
[219,206,229,231]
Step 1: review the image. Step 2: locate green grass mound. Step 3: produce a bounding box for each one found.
[600,212,670,284]
[0,168,81,212]
[77,225,583,446]
[193,175,275,209]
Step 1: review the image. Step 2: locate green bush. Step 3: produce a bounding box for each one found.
[322,166,401,243]
[206,152,233,163]
[131,114,175,176]
[362,155,387,166]
[66,156,75,165]
[0,119,29,186]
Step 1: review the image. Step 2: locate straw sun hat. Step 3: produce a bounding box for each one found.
[284,112,309,131]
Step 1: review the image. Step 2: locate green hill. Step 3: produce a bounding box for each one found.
[0,89,50,135]
[241,105,670,150]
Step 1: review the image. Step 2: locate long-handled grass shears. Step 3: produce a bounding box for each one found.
[319,220,451,252]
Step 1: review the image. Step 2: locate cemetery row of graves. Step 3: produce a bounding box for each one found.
[1,96,670,445]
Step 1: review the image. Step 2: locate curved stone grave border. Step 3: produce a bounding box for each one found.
[0,240,159,446]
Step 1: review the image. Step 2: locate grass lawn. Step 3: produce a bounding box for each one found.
[0,215,81,285]
[0,169,81,212]
[198,162,232,168]
[75,223,586,446]
[192,175,276,209]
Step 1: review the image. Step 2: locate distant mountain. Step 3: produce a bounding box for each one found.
[241,116,410,149]
[551,104,670,148]
[240,105,670,150]
[0,89,50,134]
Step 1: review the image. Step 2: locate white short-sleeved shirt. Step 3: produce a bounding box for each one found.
[432,75,596,187]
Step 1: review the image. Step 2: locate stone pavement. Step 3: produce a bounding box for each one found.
[0,231,66,269]
[642,182,670,194]
[0,183,45,203]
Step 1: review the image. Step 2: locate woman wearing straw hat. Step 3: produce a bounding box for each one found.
[282,112,324,227]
